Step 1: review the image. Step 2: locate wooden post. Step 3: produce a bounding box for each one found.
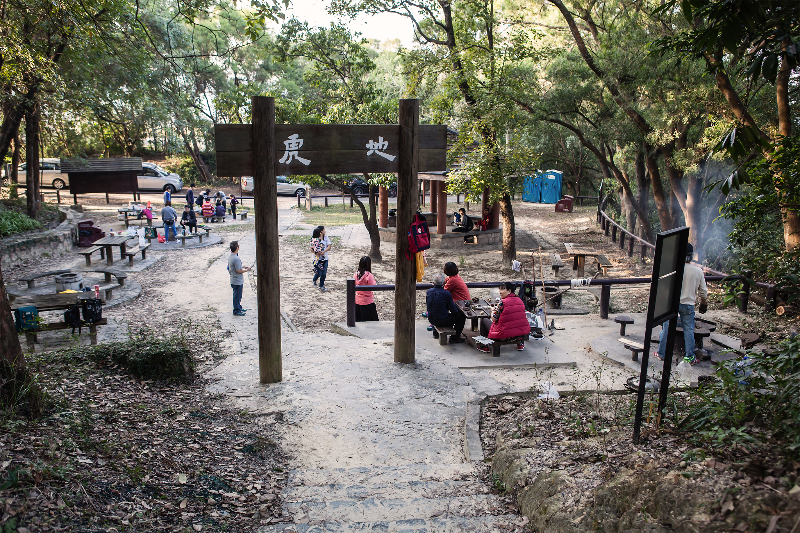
[490,202,500,229]
[430,179,438,214]
[395,99,419,364]
[612,225,617,243]
[379,186,388,228]
[421,180,426,206]
[347,278,356,327]
[600,284,611,319]
[437,181,447,234]
[252,96,282,383]
[105,193,110,204]
[56,189,60,204]
[73,193,77,205]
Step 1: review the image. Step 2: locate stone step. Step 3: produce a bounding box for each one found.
[287,463,478,487]
[283,478,491,502]
[258,514,525,532]
[283,494,504,523]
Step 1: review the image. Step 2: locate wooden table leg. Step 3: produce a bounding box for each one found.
[105,245,114,266]
[576,255,585,277]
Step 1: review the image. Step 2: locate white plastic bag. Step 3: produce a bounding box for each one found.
[137,228,146,247]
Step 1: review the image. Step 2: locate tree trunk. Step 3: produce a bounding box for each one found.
[500,192,516,263]
[192,137,213,184]
[670,188,682,228]
[619,184,635,232]
[635,148,649,240]
[25,107,40,219]
[0,262,25,368]
[10,132,20,199]
[645,151,672,231]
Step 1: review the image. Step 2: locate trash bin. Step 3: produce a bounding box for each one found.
[554,196,574,213]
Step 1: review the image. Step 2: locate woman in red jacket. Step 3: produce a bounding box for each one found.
[478,282,530,352]
[443,262,470,301]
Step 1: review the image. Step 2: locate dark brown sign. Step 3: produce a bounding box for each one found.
[215,124,447,177]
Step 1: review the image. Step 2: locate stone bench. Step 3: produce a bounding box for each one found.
[614,315,634,336]
[551,253,564,275]
[122,243,151,266]
[617,337,645,362]
[177,234,199,246]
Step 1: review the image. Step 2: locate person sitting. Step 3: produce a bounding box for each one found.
[478,282,531,352]
[443,262,470,301]
[137,205,153,224]
[214,200,226,222]
[180,204,197,233]
[475,207,491,231]
[451,208,473,233]
[202,198,214,221]
[426,273,466,343]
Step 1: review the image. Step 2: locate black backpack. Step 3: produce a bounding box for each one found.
[82,298,103,323]
[64,304,82,334]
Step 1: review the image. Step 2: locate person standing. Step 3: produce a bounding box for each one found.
[228,241,251,316]
[185,184,195,209]
[163,188,171,205]
[161,201,178,243]
[230,195,238,219]
[312,225,331,292]
[354,256,379,321]
[655,243,708,364]
[426,273,466,343]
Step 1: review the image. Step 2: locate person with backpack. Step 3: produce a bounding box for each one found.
[354,256,379,321]
[161,201,178,243]
[228,240,251,316]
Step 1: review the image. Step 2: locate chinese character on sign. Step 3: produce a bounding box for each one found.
[279,134,311,166]
[365,136,396,161]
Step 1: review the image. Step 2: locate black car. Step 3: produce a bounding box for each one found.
[348,178,397,197]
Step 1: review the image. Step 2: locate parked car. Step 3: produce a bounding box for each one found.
[348,178,397,197]
[138,162,183,193]
[241,176,307,196]
[2,158,68,189]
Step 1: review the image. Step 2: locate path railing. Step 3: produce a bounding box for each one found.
[345,274,755,327]
[595,206,778,312]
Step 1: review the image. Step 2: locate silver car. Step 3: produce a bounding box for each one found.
[241,176,306,196]
[2,158,68,189]
[138,162,183,193]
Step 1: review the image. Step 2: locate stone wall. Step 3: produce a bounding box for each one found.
[0,227,74,269]
[378,226,502,249]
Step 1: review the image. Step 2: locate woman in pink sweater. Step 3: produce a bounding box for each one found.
[354,256,379,322]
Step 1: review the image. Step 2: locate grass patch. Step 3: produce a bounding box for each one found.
[301,204,365,226]
[0,209,43,237]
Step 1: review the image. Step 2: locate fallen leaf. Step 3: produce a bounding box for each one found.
[179,499,188,509]
[178,473,187,484]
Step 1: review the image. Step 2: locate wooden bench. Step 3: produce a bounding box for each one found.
[78,246,105,266]
[23,318,108,346]
[676,325,712,350]
[614,315,634,336]
[595,254,612,276]
[551,253,564,275]
[433,325,457,346]
[19,268,127,289]
[476,334,531,357]
[197,227,211,243]
[18,269,72,288]
[122,243,150,266]
[123,217,152,228]
[177,234,198,246]
[617,337,645,362]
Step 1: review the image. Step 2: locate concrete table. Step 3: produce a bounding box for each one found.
[93,235,136,266]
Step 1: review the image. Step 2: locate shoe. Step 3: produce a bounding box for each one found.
[517,343,525,351]
[427,325,434,331]
[240,309,248,313]
[477,344,491,353]
[449,336,465,344]
[233,311,245,316]
[433,331,440,339]
[684,356,699,365]
[653,352,664,362]
[319,286,328,292]
[313,280,318,287]
[422,312,428,318]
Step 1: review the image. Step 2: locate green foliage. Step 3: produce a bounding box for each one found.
[62,338,195,382]
[0,210,43,237]
[680,336,800,459]
[0,361,46,421]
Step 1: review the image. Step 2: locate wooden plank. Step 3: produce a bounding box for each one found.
[253,96,282,384]
[217,149,445,177]
[395,99,419,364]
[215,124,446,153]
[61,157,142,172]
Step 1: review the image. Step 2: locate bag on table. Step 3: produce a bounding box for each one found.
[82,298,103,324]
[14,306,39,332]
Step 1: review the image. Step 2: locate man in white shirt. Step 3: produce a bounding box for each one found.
[655,243,708,364]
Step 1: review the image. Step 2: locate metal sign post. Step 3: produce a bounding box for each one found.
[215,99,446,381]
[632,226,690,444]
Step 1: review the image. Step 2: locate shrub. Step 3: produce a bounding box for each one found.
[680,336,800,459]
[66,338,195,382]
[0,210,42,237]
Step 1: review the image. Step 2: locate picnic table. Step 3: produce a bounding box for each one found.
[118,207,152,228]
[454,299,493,332]
[10,292,107,345]
[564,242,612,277]
[93,235,137,266]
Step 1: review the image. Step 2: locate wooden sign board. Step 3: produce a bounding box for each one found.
[216,124,447,177]
[61,158,142,194]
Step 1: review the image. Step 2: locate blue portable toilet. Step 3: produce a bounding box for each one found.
[540,170,563,204]
[522,175,543,203]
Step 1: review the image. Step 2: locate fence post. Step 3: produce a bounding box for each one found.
[599,284,611,319]
[640,243,647,260]
[297,194,301,208]
[347,278,356,327]
[612,225,617,243]
[627,235,634,257]
[765,287,776,313]
[56,189,60,204]
[737,272,752,314]
[619,232,625,249]
[106,193,110,204]
[325,196,329,207]
[604,221,610,237]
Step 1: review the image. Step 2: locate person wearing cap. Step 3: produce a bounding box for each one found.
[655,242,708,364]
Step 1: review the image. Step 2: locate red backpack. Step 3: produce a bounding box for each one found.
[406,214,430,259]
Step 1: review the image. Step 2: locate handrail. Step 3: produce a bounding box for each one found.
[344,275,751,327]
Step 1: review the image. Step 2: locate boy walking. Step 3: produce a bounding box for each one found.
[228,241,251,316]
